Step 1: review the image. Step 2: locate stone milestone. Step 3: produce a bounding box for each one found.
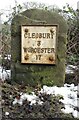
[11,9,67,86]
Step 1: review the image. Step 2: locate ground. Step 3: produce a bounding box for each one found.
[1,80,77,120]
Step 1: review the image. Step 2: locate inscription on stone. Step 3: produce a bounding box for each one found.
[21,25,57,64]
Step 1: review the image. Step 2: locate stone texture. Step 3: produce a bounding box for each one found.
[11,9,67,86]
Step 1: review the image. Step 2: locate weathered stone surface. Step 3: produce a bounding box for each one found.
[11,9,67,86]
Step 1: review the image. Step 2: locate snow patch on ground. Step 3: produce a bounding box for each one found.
[13,83,79,118]
[0,66,78,118]
[41,83,79,118]
[65,64,77,74]
[13,92,43,106]
[0,66,11,81]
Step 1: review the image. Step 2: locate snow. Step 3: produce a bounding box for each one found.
[5,112,9,116]
[4,55,11,60]
[41,83,79,118]
[0,66,11,81]
[65,64,77,74]
[12,83,79,118]
[13,92,43,106]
